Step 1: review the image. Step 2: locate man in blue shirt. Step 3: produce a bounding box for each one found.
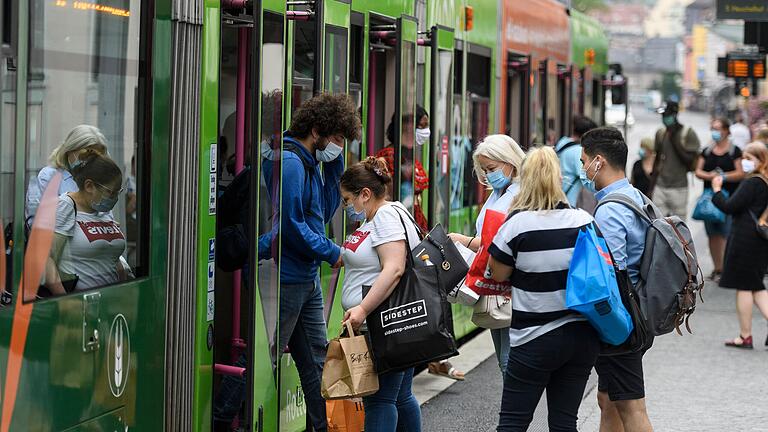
[213,94,360,431]
[555,115,598,206]
[580,127,653,432]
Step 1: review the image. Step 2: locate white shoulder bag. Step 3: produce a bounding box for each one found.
[471,295,512,329]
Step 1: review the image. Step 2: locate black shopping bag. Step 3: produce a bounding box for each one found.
[362,209,459,374]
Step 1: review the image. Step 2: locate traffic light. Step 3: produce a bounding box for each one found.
[464,6,474,31]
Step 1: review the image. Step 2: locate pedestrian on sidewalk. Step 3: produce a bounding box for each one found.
[488,147,600,432]
[729,112,751,151]
[554,115,598,208]
[630,137,655,196]
[712,142,768,349]
[448,134,525,373]
[694,118,744,281]
[580,127,654,432]
[339,157,422,432]
[650,100,700,218]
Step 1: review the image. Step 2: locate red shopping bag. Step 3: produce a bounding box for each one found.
[464,210,512,295]
[327,399,365,432]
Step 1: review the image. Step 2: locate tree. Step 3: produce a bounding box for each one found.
[572,0,607,13]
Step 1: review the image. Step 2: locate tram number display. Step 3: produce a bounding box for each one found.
[725,57,766,79]
[716,0,768,21]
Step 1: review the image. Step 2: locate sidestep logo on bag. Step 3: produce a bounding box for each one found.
[380,299,427,328]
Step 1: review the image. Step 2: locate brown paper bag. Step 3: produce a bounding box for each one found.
[321,322,379,399]
[326,399,365,432]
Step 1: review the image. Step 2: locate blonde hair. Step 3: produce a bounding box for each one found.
[509,146,568,212]
[744,142,768,178]
[640,137,655,152]
[472,134,526,186]
[48,125,108,169]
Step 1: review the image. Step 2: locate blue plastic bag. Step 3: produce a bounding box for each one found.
[565,223,633,345]
[692,188,728,223]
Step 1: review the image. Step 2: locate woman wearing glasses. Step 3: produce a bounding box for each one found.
[43,151,129,295]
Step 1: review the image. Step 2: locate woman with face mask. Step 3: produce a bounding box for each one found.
[338,156,423,432]
[630,137,656,196]
[26,125,109,223]
[448,134,525,374]
[378,105,430,232]
[711,143,768,349]
[694,117,744,281]
[43,152,128,296]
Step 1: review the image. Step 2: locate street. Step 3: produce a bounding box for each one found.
[418,105,768,431]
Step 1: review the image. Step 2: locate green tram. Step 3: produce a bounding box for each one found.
[0,1,609,430]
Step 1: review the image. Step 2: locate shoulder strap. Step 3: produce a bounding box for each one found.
[391,205,417,267]
[555,140,579,155]
[595,193,653,225]
[283,142,314,210]
[67,194,78,218]
[390,203,425,240]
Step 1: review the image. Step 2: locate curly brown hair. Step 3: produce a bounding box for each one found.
[287,93,361,141]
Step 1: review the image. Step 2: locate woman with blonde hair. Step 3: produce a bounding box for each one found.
[26,125,108,221]
[712,142,768,349]
[488,147,599,431]
[448,134,525,373]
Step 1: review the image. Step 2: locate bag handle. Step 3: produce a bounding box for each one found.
[392,205,417,267]
[344,320,356,338]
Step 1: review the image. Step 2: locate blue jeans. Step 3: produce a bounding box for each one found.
[214,280,328,432]
[490,327,510,373]
[363,368,421,432]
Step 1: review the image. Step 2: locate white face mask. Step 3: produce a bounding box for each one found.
[316,141,343,162]
[260,140,276,161]
[742,159,756,173]
[415,128,431,146]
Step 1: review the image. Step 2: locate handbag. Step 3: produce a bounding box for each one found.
[321,322,379,400]
[750,175,768,241]
[471,294,512,329]
[397,209,469,294]
[692,188,728,223]
[363,210,459,374]
[462,209,512,296]
[565,223,634,345]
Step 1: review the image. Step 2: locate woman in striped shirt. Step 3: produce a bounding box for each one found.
[488,146,600,432]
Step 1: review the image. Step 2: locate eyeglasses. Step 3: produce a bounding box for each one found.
[95,182,125,197]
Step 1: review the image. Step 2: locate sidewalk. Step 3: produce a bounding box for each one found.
[419,202,768,431]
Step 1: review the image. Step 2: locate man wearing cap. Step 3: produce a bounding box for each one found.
[650,100,700,217]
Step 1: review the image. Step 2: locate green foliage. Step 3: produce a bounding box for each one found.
[573,0,607,13]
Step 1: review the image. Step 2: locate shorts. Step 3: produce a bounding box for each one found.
[704,216,731,237]
[595,350,646,401]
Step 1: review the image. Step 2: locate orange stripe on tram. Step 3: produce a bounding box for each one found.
[1,172,61,432]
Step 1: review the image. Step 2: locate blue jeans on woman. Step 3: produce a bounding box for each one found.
[490,327,511,372]
[363,367,421,432]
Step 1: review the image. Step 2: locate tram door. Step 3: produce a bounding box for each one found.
[0,1,164,430]
[556,64,572,139]
[507,53,531,149]
[428,26,454,230]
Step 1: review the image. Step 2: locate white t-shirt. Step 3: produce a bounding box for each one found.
[340,202,421,312]
[729,122,751,150]
[475,183,519,236]
[55,195,127,290]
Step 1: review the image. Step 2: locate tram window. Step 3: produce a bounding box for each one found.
[0,0,14,305]
[23,0,144,301]
[292,20,315,112]
[348,20,363,164]
[466,52,490,98]
[453,48,462,95]
[324,26,347,95]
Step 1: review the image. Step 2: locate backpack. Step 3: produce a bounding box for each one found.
[595,192,704,336]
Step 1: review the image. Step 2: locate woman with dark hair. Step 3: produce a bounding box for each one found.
[694,117,744,281]
[340,156,422,431]
[43,151,128,296]
[377,105,430,232]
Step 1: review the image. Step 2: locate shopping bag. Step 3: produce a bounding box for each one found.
[692,188,727,223]
[446,241,476,305]
[363,210,459,374]
[565,223,633,345]
[321,322,379,400]
[463,210,512,296]
[326,399,365,432]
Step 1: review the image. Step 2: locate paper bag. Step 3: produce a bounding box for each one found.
[322,322,379,400]
[327,398,366,432]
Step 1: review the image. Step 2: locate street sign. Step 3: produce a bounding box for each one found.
[717,1,768,21]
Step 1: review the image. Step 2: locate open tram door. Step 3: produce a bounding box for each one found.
[557,64,573,138]
[507,53,531,148]
[428,25,455,230]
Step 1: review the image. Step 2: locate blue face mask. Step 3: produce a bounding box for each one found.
[92,195,118,212]
[711,130,722,142]
[486,168,512,191]
[638,148,646,159]
[345,203,366,222]
[662,115,676,127]
[579,158,600,193]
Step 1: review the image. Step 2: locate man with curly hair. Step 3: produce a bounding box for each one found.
[213,93,360,431]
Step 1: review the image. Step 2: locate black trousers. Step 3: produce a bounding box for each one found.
[498,321,600,432]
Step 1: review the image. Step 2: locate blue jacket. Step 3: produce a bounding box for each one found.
[555,136,583,206]
[259,135,343,284]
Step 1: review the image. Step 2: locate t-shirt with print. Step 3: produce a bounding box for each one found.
[55,194,127,290]
[340,202,421,312]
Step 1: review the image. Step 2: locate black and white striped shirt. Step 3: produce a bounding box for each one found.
[488,203,593,347]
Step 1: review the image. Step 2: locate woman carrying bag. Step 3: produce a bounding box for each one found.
[487,147,600,432]
[448,134,525,373]
[693,118,743,281]
[711,142,768,349]
[339,157,422,432]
